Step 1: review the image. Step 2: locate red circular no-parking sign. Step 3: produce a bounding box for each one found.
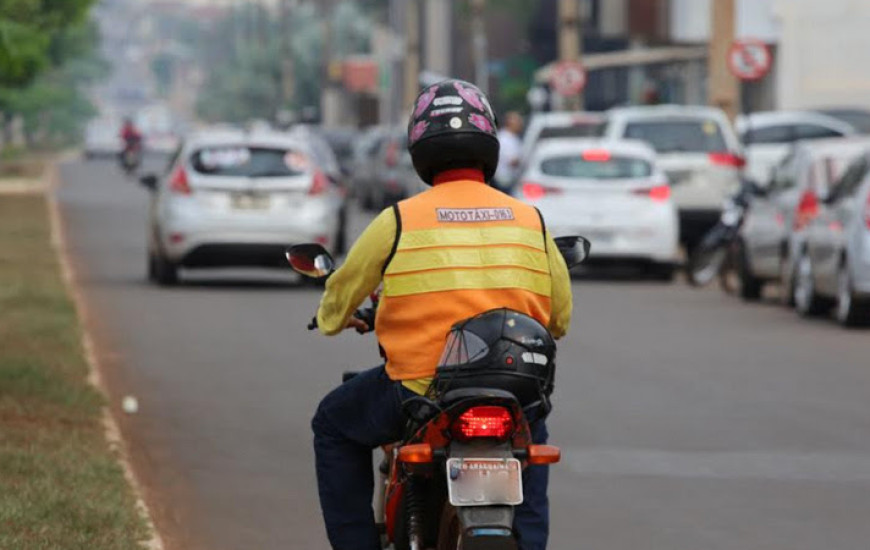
[550,61,587,97]
[728,39,772,81]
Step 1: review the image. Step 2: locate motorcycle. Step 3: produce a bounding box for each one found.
[120,138,143,176]
[286,235,590,550]
[687,179,759,290]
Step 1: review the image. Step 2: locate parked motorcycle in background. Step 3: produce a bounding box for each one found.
[687,178,759,291]
[286,236,590,550]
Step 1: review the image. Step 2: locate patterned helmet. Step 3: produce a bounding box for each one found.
[407,79,500,185]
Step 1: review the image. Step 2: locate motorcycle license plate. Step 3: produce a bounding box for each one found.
[231,193,270,210]
[446,458,523,507]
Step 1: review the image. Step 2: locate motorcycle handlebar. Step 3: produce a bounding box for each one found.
[307,308,375,334]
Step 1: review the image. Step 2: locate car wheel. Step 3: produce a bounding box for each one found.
[147,252,158,282]
[360,186,374,211]
[780,256,796,307]
[793,252,828,317]
[648,263,675,283]
[835,261,870,327]
[151,251,179,286]
[736,241,763,301]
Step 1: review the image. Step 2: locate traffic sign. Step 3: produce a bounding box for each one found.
[550,61,587,97]
[728,39,772,81]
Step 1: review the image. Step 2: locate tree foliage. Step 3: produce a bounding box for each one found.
[195,1,373,124]
[0,0,105,147]
[0,0,95,87]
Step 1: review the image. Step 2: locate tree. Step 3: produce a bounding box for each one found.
[1,11,107,147]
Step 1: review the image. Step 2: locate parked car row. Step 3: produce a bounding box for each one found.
[351,127,426,211]
[731,136,870,326]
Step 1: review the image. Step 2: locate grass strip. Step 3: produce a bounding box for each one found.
[0,194,149,549]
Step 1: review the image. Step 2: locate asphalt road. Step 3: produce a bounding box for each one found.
[57,159,870,550]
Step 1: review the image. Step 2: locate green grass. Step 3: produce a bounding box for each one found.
[0,195,150,549]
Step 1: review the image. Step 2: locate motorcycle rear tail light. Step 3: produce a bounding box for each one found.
[451,406,515,442]
[708,152,746,168]
[169,166,191,195]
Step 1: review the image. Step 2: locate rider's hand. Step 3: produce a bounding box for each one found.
[346,317,370,333]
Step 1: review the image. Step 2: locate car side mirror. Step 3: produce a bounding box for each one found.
[139,174,158,191]
[285,243,336,279]
[554,235,591,268]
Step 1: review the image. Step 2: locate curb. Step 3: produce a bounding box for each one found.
[45,160,167,550]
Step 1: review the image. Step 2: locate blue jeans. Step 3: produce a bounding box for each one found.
[311,366,550,550]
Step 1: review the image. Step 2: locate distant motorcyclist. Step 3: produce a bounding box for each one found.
[119,117,143,173]
[120,117,142,151]
[310,79,573,550]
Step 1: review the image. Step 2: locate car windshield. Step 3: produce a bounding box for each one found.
[190,146,308,178]
[539,154,652,179]
[624,119,727,153]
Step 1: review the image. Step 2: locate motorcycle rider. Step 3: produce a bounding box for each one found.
[311,79,573,550]
[120,117,142,152]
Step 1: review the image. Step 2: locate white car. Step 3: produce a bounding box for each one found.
[794,150,870,325]
[84,118,123,159]
[141,129,346,285]
[520,111,605,164]
[736,111,855,187]
[515,138,679,280]
[739,137,870,301]
[598,105,744,248]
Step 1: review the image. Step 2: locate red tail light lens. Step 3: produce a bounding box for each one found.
[864,193,870,230]
[709,152,746,168]
[633,184,671,202]
[522,182,562,200]
[794,190,819,230]
[169,166,191,195]
[309,170,328,196]
[582,149,612,162]
[451,406,515,442]
[385,141,399,167]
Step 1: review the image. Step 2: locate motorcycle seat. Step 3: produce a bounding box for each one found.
[439,387,519,407]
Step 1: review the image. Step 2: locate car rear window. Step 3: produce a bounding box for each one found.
[624,119,727,153]
[539,154,652,179]
[538,123,603,140]
[190,147,308,178]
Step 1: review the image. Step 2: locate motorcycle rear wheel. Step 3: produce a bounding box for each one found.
[436,504,462,550]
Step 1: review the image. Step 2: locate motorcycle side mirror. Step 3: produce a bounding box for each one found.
[554,235,591,268]
[139,174,158,191]
[285,243,336,279]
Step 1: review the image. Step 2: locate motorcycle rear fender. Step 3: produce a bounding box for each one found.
[455,506,517,550]
[449,442,517,549]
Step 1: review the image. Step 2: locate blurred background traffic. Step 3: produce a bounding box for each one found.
[5,2,870,548]
[12,0,862,327]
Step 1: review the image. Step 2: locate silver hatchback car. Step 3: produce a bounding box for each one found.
[794,151,870,325]
[141,129,345,285]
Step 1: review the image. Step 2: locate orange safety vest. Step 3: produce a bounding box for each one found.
[376,179,553,381]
